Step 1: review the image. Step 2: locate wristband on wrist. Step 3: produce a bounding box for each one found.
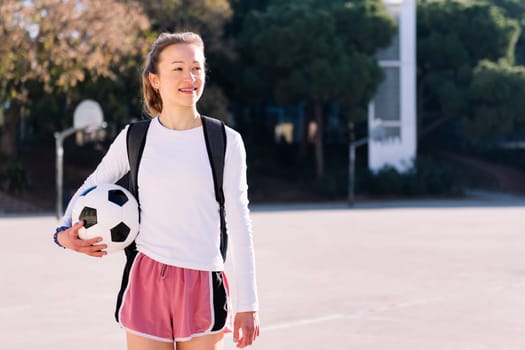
[53,226,70,249]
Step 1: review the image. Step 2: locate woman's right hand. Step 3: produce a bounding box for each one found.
[57,221,108,257]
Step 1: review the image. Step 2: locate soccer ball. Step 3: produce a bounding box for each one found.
[71,183,139,254]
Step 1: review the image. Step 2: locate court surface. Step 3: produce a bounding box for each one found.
[1,198,525,349]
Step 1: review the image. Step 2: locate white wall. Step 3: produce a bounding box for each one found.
[369,0,417,172]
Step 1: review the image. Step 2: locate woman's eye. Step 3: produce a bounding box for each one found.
[173,67,183,71]
[193,66,202,71]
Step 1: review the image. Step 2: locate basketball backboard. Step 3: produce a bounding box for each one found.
[73,99,104,129]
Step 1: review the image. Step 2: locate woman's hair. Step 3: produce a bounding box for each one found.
[142,32,205,117]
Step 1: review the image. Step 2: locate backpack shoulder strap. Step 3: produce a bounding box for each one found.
[115,119,150,322]
[201,115,228,261]
[201,116,227,203]
[126,119,151,200]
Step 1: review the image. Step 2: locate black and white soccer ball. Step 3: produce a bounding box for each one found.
[72,183,139,254]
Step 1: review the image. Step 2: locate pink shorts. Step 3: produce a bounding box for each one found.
[118,253,232,342]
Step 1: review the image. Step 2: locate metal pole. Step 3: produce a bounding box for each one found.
[347,118,385,207]
[54,132,63,220]
[348,138,370,207]
[348,142,356,207]
[54,127,78,220]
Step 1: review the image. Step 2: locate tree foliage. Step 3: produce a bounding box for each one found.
[487,0,525,65]
[239,0,394,111]
[417,0,520,147]
[0,0,150,158]
[464,60,525,142]
[237,0,396,177]
[138,0,232,57]
[0,0,149,101]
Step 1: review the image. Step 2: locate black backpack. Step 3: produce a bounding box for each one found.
[115,115,228,322]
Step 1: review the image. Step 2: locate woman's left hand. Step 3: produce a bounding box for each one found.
[233,311,260,348]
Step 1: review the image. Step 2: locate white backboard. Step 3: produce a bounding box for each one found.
[73,100,104,130]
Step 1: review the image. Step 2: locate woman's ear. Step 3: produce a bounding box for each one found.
[148,72,159,90]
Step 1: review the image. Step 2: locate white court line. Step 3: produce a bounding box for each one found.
[256,279,525,333]
[0,294,115,314]
[0,304,32,313]
[225,296,446,335]
[262,314,347,331]
[223,314,348,338]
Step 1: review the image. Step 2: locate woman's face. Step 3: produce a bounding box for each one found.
[149,43,205,110]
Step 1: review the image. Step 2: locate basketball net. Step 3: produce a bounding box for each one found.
[75,123,107,146]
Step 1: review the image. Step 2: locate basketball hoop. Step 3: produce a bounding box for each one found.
[73,100,106,146]
[54,99,107,219]
[73,100,104,129]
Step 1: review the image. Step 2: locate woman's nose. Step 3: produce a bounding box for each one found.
[183,70,196,82]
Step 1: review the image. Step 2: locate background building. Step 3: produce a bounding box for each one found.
[369,0,417,172]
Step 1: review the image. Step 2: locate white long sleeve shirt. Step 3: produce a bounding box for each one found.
[61,117,258,312]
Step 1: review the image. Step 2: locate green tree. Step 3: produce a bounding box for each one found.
[0,0,150,159]
[237,0,396,178]
[487,0,525,65]
[464,60,525,142]
[417,0,520,147]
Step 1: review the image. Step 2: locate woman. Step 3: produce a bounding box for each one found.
[53,32,260,350]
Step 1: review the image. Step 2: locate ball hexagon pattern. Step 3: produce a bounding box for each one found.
[72,183,139,253]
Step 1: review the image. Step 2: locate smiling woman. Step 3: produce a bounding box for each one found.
[142,33,207,124]
[54,32,260,350]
